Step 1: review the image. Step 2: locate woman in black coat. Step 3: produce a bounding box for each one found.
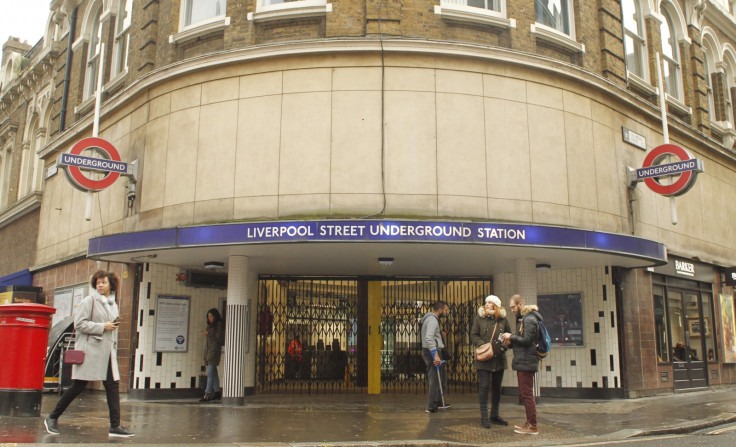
[200,308,225,401]
[470,295,512,428]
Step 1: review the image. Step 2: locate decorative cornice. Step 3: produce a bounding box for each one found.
[0,191,41,230]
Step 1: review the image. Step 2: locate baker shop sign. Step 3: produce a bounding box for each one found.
[627,144,704,196]
[58,137,135,192]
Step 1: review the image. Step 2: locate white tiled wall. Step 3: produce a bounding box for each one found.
[133,264,225,390]
[495,266,619,390]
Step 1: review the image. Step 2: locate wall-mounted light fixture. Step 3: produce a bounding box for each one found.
[536,263,551,270]
[204,261,225,269]
[378,257,394,267]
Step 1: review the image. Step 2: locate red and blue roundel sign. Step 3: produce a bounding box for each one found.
[58,138,127,192]
[635,144,704,197]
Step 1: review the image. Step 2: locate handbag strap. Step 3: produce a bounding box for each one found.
[490,321,499,342]
[71,297,95,344]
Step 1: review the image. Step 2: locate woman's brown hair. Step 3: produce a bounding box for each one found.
[90,270,120,293]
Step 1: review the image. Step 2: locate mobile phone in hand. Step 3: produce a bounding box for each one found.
[113,316,122,323]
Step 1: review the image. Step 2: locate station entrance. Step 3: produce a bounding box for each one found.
[256,277,493,394]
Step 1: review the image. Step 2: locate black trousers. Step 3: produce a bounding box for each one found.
[50,361,120,427]
[478,369,505,418]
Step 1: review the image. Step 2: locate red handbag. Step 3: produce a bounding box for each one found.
[63,301,94,365]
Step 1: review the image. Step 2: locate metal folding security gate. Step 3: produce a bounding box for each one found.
[380,279,493,394]
[256,276,492,394]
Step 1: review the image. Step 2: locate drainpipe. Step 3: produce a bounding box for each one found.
[58,7,77,133]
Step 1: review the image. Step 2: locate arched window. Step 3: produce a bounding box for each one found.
[622,0,647,80]
[113,0,133,76]
[84,6,104,99]
[724,52,736,126]
[660,7,683,101]
[535,0,573,36]
[702,38,718,122]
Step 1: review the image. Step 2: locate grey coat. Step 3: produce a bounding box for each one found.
[72,291,120,381]
[470,306,511,372]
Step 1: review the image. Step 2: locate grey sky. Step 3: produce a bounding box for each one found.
[0,1,51,48]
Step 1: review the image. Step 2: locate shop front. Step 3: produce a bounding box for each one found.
[652,258,718,390]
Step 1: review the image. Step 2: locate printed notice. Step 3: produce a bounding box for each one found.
[154,295,190,352]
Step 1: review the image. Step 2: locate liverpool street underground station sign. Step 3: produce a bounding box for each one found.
[630,144,704,197]
[58,137,128,192]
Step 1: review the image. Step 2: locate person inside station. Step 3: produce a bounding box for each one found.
[287,334,303,378]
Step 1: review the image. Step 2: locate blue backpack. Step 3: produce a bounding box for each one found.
[536,318,551,360]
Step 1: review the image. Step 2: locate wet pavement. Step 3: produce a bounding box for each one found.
[2,386,736,446]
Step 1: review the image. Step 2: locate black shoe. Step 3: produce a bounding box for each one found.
[109,426,135,437]
[490,416,509,426]
[425,408,438,413]
[481,418,491,428]
[212,390,222,400]
[44,416,59,435]
[199,392,213,402]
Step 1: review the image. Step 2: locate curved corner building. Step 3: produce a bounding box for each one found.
[1,0,735,400]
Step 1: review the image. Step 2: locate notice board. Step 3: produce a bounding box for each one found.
[154,295,190,352]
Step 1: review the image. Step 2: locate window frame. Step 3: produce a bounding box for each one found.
[433,0,515,29]
[83,6,103,100]
[622,0,648,81]
[534,0,575,38]
[181,0,227,29]
[112,0,133,78]
[249,0,332,23]
[659,6,684,103]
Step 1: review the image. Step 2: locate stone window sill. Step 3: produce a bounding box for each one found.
[74,95,96,116]
[665,94,691,117]
[433,5,515,30]
[248,1,333,23]
[104,68,128,94]
[627,72,657,97]
[169,16,230,45]
[531,23,584,54]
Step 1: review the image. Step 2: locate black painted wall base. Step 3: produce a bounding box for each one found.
[128,386,255,401]
[0,389,43,417]
[501,386,625,400]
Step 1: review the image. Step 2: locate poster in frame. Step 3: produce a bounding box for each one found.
[719,294,736,363]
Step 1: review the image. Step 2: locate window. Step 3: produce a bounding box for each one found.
[702,42,716,121]
[184,0,226,27]
[535,0,571,36]
[537,293,584,346]
[699,293,717,362]
[460,0,501,11]
[660,8,682,101]
[84,8,103,99]
[653,285,670,362]
[113,0,133,76]
[724,57,736,126]
[622,0,647,80]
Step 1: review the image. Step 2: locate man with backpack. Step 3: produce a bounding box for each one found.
[501,294,543,435]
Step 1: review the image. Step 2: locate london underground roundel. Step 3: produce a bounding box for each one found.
[58,138,127,192]
[636,144,704,197]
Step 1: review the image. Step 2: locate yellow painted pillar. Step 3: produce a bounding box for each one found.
[367,281,382,394]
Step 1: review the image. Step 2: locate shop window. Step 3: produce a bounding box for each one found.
[537,293,584,346]
[622,0,648,81]
[653,285,670,362]
[699,293,717,362]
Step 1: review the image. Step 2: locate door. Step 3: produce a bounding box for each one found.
[668,289,708,390]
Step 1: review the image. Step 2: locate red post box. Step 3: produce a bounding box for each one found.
[0,303,56,417]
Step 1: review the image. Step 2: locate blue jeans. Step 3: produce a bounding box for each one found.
[205,364,220,394]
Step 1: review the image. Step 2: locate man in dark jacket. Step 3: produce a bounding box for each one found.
[501,294,542,435]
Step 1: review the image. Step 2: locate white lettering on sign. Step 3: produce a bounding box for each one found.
[16,317,36,323]
[477,228,526,240]
[320,224,366,236]
[622,127,647,150]
[675,260,695,277]
[246,225,315,238]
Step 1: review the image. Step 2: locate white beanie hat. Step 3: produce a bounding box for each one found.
[485,295,501,307]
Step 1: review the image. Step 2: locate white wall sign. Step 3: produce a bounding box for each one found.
[622,127,647,150]
[154,295,190,352]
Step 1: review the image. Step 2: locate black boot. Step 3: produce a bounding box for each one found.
[199,392,213,402]
[213,390,222,400]
[481,417,491,428]
[479,401,490,428]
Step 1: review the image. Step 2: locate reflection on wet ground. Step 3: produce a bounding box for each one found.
[2,388,736,446]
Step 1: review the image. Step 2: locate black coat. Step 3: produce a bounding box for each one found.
[510,307,542,373]
[471,307,511,372]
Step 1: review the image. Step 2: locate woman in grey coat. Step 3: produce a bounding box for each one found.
[45,270,134,437]
[200,308,225,401]
[470,295,512,428]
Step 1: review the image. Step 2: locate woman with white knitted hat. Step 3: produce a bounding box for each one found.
[470,295,512,428]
